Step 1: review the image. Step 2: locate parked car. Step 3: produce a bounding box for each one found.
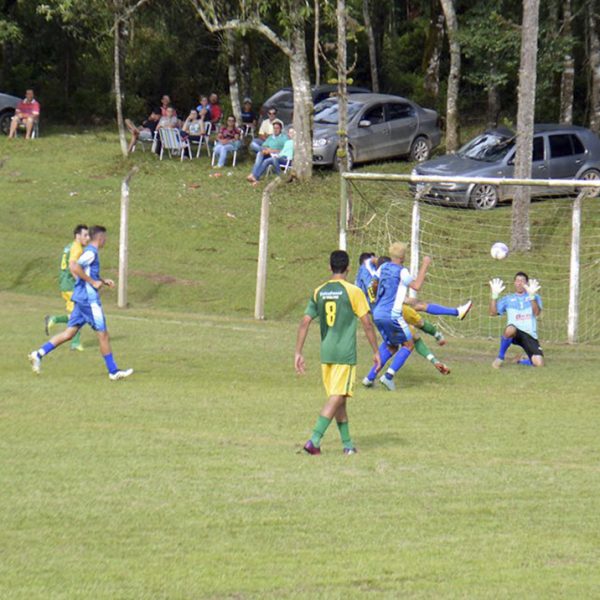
[411,125,600,209]
[0,92,21,135]
[311,93,441,169]
[259,84,370,125]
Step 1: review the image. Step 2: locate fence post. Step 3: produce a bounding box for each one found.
[339,174,348,250]
[567,191,584,343]
[118,166,138,309]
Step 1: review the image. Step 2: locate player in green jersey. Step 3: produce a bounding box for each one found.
[44,224,89,351]
[295,250,381,455]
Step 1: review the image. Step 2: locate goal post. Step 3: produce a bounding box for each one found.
[340,172,600,344]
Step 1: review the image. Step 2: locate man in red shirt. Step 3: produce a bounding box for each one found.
[9,89,40,139]
[208,93,222,126]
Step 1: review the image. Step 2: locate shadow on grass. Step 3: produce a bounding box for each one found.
[357,432,408,449]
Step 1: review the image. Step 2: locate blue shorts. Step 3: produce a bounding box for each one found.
[374,316,412,347]
[68,301,107,332]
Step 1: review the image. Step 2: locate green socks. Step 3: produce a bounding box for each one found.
[70,329,82,348]
[414,338,436,363]
[53,315,69,324]
[337,421,354,450]
[310,415,332,447]
[421,319,445,343]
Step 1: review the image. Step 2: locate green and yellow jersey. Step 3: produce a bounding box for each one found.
[305,279,370,365]
[59,240,83,292]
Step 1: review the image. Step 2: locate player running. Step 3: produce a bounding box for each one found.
[28,225,133,380]
[489,272,544,368]
[44,224,89,351]
[295,250,380,455]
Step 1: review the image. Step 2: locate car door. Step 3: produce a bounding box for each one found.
[352,103,391,162]
[547,133,585,179]
[506,136,547,197]
[386,102,418,156]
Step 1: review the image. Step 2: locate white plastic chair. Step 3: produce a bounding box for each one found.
[211,143,238,167]
[191,122,212,158]
[15,119,39,138]
[158,128,192,161]
[243,123,255,139]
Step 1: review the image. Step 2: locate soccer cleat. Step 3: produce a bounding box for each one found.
[492,358,504,369]
[362,376,374,388]
[44,315,54,336]
[457,300,473,320]
[70,344,84,352]
[343,447,358,455]
[379,374,396,391]
[28,351,41,374]
[303,440,321,455]
[434,361,451,375]
[109,368,134,381]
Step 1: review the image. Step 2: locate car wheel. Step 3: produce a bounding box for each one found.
[0,111,14,136]
[409,136,431,162]
[333,146,354,172]
[469,184,499,210]
[579,168,600,198]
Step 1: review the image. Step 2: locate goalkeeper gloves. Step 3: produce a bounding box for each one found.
[524,278,541,300]
[489,278,505,300]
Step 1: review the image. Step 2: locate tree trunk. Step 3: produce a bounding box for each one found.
[423,2,443,100]
[226,30,242,125]
[439,0,460,152]
[114,14,128,158]
[559,0,574,124]
[239,34,251,101]
[314,0,320,86]
[289,24,313,180]
[362,0,379,92]
[486,83,500,128]
[337,0,349,173]
[511,0,540,252]
[589,1,600,133]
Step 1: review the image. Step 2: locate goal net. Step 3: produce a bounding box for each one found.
[344,176,600,344]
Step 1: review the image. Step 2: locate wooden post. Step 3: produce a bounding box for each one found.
[118,166,138,309]
[339,175,348,250]
[255,177,282,320]
[567,191,584,343]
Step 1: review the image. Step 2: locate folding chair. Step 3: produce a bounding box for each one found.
[266,157,292,176]
[211,143,238,167]
[135,130,156,153]
[243,123,255,139]
[16,119,39,138]
[191,122,212,158]
[158,128,192,161]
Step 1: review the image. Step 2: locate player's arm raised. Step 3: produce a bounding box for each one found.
[524,278,541,316]
[294,315,313,374]
[409,255,432,292]
[488,278,505,315]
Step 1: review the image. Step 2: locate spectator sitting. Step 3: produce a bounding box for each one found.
[248,119,287,178]
[8,89,40,139]
[212,116,241,168]
[182,109,205,142]
[159,94,177,117]
[248,127,294,185]
[125,108,160,153]
[241,97,257,133]
[154,106,179,154]
[196,95,212,126]
[207,93,222,126]
[249,106,279,154]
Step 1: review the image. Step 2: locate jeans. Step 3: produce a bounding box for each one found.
[213,141,240,167]
[253,155,290,181]
[249,139,264,154]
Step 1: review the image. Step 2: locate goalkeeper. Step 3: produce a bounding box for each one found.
[489,272,544,368]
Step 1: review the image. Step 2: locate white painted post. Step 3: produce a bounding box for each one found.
[567,191,584,343]
[118,166,138,309]
[339,175,348,250]
[409,198,420,298]
[255,177,282,320]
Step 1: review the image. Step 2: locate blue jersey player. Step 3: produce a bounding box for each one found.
[489,271,544,368]
[354,252,377,305]
[29,226,133,380]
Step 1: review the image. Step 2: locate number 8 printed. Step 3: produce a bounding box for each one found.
[325,301,337,326]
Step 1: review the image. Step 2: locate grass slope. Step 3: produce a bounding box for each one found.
[1,132,600,598]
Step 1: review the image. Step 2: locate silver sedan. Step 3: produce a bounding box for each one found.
[312,93,441,169]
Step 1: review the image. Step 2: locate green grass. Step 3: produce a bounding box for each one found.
[2,131,600,598]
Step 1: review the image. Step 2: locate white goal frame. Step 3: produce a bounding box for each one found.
[340,172,600,344]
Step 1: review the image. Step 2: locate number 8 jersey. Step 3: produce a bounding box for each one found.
[305,279,370,365]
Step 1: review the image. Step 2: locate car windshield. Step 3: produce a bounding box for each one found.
[458,133,515,162]
[314,101,362,124]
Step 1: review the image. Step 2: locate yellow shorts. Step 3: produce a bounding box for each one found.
[402,305,422,327]
[321,364,356,398]
[62,291,74,314]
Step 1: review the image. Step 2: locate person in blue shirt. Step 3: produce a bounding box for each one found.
[489,271,544,368]
[29,226,133,381]
[355,252,377,304]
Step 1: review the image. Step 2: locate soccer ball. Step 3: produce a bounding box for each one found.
[490,242,509,260]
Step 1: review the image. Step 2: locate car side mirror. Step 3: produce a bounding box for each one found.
[359,120,371,128]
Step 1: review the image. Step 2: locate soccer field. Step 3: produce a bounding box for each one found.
[2,292,600,599]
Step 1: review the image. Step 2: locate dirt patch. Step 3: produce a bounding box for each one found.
[128,270,203,286]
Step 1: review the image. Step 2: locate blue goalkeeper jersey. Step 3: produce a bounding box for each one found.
[72,245,102,305]
[496,292,542,339]
[355,258,377,306]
